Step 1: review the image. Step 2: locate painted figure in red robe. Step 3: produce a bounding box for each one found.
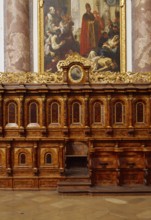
[80,3,103,56]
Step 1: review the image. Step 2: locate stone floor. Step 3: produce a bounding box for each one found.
[0,191,151,220]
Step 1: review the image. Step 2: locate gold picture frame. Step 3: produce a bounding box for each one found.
[38,0,126,74]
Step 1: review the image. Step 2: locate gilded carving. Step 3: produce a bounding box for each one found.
[0,53,151,83]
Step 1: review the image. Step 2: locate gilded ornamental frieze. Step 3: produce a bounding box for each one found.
[0,54,151,84]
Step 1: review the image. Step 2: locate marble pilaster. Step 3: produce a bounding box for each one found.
[132,1,151,72]
[4,0,31,72]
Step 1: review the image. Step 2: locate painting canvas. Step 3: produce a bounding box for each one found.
[42,0,122,73]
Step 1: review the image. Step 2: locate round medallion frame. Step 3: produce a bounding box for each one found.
[68,65,84,83]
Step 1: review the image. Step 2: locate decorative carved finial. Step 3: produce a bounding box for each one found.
[120,0,125,7]
[39,0,44,8]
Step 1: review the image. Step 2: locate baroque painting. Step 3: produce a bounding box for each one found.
[40,0,125,73]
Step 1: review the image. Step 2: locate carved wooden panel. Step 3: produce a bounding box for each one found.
[40,147,59,167]
[0,169,6,176]
[39,178,58,188]
[120,170,144,185]
[119,153,145,169]
[13,168,33,176]
[93,170,117,186]
[93,143,115,148]
[0,179,12,188]
[13,179,38,189]
[14,148,32,168]
[39,168,60,177]
[0,148,6,167]
[92,153,117,169]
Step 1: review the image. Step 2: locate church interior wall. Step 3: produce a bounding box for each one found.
[0,0,151,192]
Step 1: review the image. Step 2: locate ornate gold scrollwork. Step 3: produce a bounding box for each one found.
[0,53,151,84]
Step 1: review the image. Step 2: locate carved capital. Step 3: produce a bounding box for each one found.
[60,144,64,149]
[33,167,38,175]
[7,145,11,149]
[128,95,133,101]
[33,144,38,149]
[106,95,111,101]
[7,168,12,176]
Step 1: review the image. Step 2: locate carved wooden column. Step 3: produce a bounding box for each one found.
[84,95,90,127]
[114,145,121,186]
[18,96,24,129]
[38,97,46,130]
[4,0,31,72]
[144,152,148,185]
[132,1,151,72]
[63,95,68,128]
[106,95,112,128]
[41,96,46,129]
[33,143,38,175]
[128,95,133,128]
[3,99,9,131]
[88,141,94,184]
[59,144,65,174]
[6,144,12,175]
[146,97,150,127]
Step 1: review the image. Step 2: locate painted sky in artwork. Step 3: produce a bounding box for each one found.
[44,0,120,72]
